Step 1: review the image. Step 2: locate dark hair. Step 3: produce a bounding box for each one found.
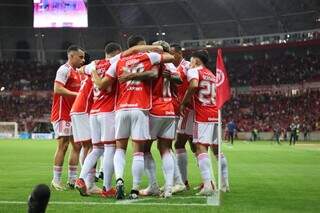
[170,43,182,52]
[67,45,83,54]
[127,35,145,48]
[104,42,122,54]
[191,50,209,65]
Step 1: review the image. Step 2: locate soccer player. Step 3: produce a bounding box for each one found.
[138,41,182,198]
[76,40,165,197]
[170,44,194,189]
[96,35,175,200]
[180,50,230,195]
[50,45,85,190]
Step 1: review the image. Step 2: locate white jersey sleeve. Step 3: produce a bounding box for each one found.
[110,53,121,64]
[147,52,162,65]
[55,65,70,85]
[187,67,199,82]
[84,61,96,75]
[105,61,118,78]
[164,63,177,74]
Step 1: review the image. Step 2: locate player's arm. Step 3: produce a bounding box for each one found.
[162,64,182,84]
[91,70,114,90]
[121,45,163,57]
[118,66,159,83]
[54,83,78,96]
[180,79,198,116]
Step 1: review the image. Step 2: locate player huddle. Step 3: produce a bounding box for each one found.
[50,35,230,200]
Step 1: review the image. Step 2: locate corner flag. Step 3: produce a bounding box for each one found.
[216,49,231,109]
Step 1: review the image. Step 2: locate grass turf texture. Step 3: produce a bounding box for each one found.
[0,139,319,213]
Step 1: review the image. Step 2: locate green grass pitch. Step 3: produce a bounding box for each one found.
[0,139,319,213]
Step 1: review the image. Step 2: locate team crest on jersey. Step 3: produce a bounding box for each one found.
[216,68,225,87]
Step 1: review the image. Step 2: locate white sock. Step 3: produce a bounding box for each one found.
[79,147,104,180]
[170,150,184,185]
[79,148,84,167]
[132,152,144,190]
[68,165,78,184]
[162,151,174,191]
[103,145,116,190]
[114,148,126,181]
[176,148,188,183]
[85,168,96,189]
[144,152,157,187]
[197,153,213,188]
[53,166,62,183]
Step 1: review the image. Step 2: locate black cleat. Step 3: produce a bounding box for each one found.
[66,182,75,190]
[115,179,125,200]
[128,189,139,200]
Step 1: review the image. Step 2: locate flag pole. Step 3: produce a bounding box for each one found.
[217,109,222,191]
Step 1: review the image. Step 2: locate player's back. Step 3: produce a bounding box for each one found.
[192,66,218,123]
[51,63,81,122]
[150,63,175,117]
[113,52,159,111]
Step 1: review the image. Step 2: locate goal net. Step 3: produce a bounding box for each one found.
[0,122,19,139]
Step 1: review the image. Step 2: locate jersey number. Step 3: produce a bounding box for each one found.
[199,81,216,105]
[124,63,145,86]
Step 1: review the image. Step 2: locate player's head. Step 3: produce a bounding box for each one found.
[105,42,122,58]
[152,40,170,53]
[28,184,51,213]
[170,43,183,64]
[190,50,209,68]
[67,45,85,68]
[127,35,146,48]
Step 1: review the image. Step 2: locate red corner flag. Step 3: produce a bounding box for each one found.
[216,49,231,109]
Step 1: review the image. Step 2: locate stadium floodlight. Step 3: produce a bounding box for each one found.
[0,86,5,92]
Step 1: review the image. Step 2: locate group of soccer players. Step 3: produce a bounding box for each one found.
[50,35,230,200]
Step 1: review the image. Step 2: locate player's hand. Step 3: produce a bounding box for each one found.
[153,45,164,53]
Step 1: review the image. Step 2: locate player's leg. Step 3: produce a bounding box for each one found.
[51,121,72,190]
[76,114,102,196]
[114,110,130,200]
[194,122,215,196]
[67,136,81,189]
[211,145,230,193]
[129,110,151,199]
[175,110,194,188]
[139,140,160,196]
[99,112,116,197]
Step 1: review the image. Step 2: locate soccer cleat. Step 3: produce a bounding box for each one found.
[128,189,139,200]
[101,187,116,198]
[66,181,75,190]
[139,185,160,196]
[172,183,187,194]
[196,182,215,196]
[115,179,125,200]
[159,185,165,193]
[75,178,88,196]
[160,189,172,198]
[87,184,103,195]
[51,180,66,191]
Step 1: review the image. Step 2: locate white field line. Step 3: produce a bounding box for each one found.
[0,196,219,207]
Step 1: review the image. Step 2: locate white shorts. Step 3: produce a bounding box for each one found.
[115,109,150,141]
[52,120,72,139]
[150,115,176,140]
[193,122,218,146]
[177,110,194,136]
[71,113,91,143]
[90,112,115,145]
